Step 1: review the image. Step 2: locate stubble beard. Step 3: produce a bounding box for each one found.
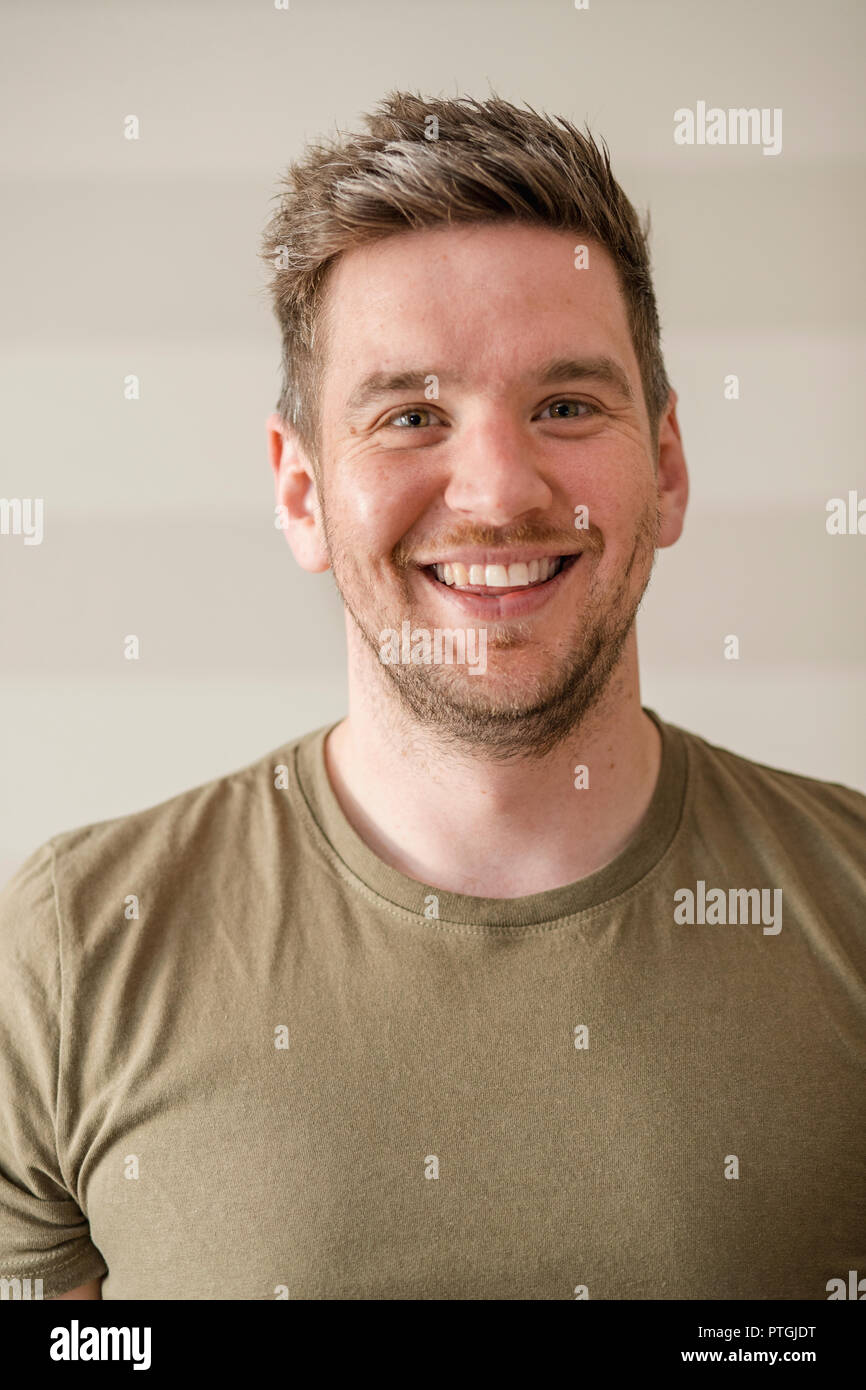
[322,497,661,762]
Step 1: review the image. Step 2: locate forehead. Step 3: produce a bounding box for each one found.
[320,221,638,396]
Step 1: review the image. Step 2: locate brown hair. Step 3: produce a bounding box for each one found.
[260,91,671,461]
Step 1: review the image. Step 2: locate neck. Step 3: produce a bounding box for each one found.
[323,627,661,898]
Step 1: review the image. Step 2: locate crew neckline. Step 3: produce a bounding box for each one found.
[290,706,689,930]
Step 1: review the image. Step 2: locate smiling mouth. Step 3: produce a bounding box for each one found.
[423,554,580,595]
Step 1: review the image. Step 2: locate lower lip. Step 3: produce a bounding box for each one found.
[418,557,581,617]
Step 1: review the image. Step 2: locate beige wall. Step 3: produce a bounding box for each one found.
[1,0,864,882]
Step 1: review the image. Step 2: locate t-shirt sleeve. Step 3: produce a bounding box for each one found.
[0,840,107,1296]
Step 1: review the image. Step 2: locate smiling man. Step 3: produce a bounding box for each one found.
[1,93,864,1302]
[281,214,677,895]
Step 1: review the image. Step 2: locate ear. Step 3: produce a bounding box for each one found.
[267,413,330,573]
[655,389,689,550]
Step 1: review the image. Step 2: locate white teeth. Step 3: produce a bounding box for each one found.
[432,557,566,589]
[486,565,509,588]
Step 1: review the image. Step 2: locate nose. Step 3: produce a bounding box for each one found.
[442,410,553,526]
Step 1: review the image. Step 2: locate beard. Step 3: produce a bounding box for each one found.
[320,497,661,762]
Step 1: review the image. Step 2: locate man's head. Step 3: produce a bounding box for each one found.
[263,93,688,758]
[262,92,672,463]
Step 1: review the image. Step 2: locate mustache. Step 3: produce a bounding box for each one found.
[392,520,605,571]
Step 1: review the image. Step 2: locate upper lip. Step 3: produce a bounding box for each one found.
[415,549,581,567]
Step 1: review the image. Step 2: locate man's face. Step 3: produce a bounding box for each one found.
[285,220,686,757]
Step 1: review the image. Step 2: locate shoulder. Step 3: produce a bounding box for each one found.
[0,839,60,987]
[0,730,322,955]
[668,716,866,859]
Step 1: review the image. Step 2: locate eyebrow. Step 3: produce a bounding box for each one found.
[343,354,635,420]
[536,355,635,403]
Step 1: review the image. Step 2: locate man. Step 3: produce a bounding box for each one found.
[1,93,864,1302]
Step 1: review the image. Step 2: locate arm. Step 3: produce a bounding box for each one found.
[0,846,107,1305]
[51,1276,103,1300]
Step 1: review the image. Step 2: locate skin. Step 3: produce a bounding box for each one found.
[268,221,688,897]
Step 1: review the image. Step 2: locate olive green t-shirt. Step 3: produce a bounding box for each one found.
[1,708,864,1301]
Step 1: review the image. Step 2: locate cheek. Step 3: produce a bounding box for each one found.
[333,453,442,549]
[343,475,386,530]
[567,445,655,532]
